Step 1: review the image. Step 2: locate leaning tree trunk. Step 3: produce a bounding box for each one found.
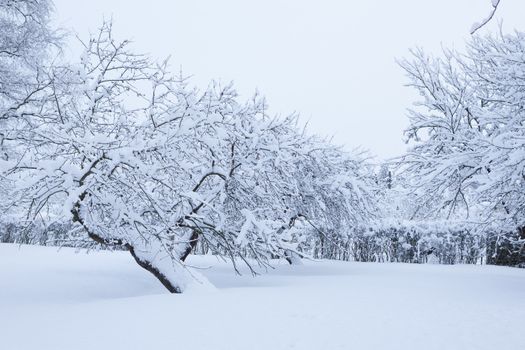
[71,193,188,293]
[127,246,183,293]
[285,250,303,265]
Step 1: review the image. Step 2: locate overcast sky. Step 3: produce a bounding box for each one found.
[52,0,524,160]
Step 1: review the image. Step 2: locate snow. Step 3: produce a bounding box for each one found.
[1,243,524,350]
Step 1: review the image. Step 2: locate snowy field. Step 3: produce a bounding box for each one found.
[1,244,524,350]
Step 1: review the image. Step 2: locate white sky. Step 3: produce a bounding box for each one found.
[52,0,524,159]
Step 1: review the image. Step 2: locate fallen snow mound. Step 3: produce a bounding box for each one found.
[1,244,524,350]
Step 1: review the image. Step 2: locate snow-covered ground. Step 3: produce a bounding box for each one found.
[1,244,524,350]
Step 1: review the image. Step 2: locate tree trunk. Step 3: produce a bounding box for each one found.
[71,194,184,293]
[128,246,182,293]
[180,229,199,262]
[285,250,303,265]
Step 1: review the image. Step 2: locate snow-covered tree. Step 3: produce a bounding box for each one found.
[0,0,57,126]
[1,0,58,214]
[398,31,525,263]
[1,22,378,292]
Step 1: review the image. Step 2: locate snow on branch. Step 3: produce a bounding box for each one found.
[470,0,501,34]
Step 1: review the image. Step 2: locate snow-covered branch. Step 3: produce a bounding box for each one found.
[470,0,501,34]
